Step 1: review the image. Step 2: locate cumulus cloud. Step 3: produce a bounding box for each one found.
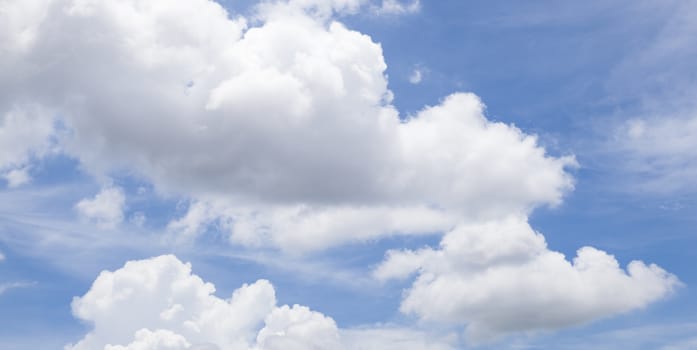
[75,186,126,229]
[167,93,575,251]
[0,0,678,342]
[375,217,680,342]
[0,0,574,251]
[68,255,454,350]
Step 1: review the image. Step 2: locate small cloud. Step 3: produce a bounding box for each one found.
[0,281,36,296]
[373,0,420,16]
[75,186,126,229]
[409,67,423,84]
[0,251,5,262]
[3,167,31,188]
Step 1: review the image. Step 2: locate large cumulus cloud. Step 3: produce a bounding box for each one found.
[0,0,574,249]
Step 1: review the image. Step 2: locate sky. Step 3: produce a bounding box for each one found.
[1,0,696,349]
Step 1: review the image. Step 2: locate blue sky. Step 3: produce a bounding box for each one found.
[1,1,696,349]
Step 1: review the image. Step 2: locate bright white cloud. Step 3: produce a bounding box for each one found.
[0,0,575,251]
[375,217,680,342]
[75,186,126,229]
[68,254,455,350]
[0,0,678,343]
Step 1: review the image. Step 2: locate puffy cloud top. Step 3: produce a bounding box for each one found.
[68,255,337,350]
[375,217,680,342]
[68,254,453,350]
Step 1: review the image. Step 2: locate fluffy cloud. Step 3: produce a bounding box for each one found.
[68,255,454,350]
[166,92,575,251]
[0,0,678,343]
[0,0,575,251]
[68,255,328,349]
[3,166,31,188]
[0,105,54,172]
[75,186,126,228]
[375,217,680,342]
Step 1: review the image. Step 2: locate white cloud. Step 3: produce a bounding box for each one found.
[0,1,678,342]
[167,93,575,251]
[75,186,126,229]
[0,105,54,172]
[0,0,575,250]
[0,251,4,261]
[408,67,422,84]
[373,0,420,15]
[256,304,342,350]
[613,114,697,193]
[68,254,455,350]
[3,166,31,188]
[375,217,680,343]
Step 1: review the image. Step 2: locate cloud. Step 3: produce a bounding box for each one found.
[3,167,31,188]
[75,186,126,229]
[68,254,455,350]
[372,0,420,15]
[0,105,54,171]
[605,2,697,194]
[0,0,574,251]
[167,93,575,251]
[0,281,36,296]
[340,327,456,350]
[375,217,680,343]
[408,67,422,84]
[0,1,678,343]
[613,114,697,194]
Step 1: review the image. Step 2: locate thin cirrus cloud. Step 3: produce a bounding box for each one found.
[603,1,697,194]
[0,0,680,346]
